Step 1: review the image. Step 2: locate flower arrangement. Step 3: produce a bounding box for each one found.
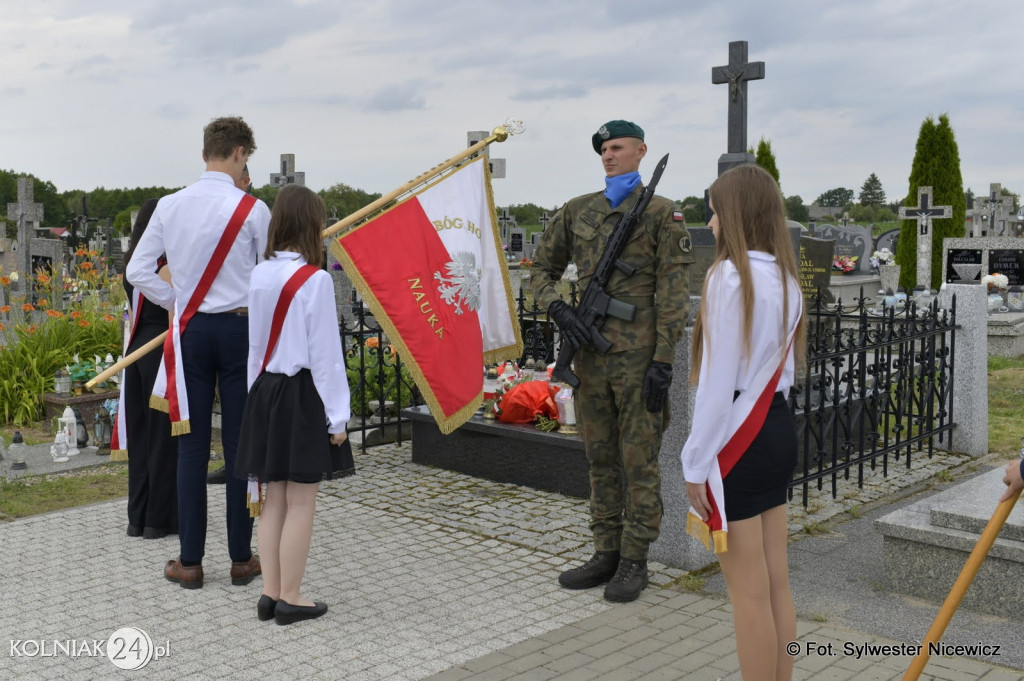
[982,273,1009,292]
[870,248,895,270]
[832,255,858,273]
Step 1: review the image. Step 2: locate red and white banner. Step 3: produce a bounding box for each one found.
[332,157,522,433]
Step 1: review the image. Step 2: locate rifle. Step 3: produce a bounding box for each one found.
[551,153,669,388]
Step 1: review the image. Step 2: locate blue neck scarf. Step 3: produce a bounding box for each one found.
[604,172,641,208]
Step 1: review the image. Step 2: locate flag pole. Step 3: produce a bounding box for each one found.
[322,119,522,239]
[902,488,1021,680]
[87,119,524,389]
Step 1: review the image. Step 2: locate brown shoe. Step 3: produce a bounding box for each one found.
[165,558,203,589]
[230,554,261,586]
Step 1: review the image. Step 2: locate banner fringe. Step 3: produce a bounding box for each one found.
[170,419,191,436]
[149,395,169,413]
[109,448,128,462]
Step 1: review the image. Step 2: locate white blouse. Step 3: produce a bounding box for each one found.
[681,251,802,484]
[247,252,350,435]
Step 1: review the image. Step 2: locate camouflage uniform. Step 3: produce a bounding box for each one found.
[530,185,694,561]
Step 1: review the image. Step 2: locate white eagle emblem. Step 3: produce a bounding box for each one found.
[434,251,481,315]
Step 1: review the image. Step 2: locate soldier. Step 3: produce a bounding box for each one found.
[530,120,693,602]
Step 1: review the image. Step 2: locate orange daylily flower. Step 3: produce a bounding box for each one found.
[71,310,84,319]
[77,320,91,327]
[21,303,35,312]
[0,276,9,286]
[46,309,64,318]
[80,262,94,271]
[0,305,9,314]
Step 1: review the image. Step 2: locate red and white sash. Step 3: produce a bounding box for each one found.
[245,263,320,517]
[150,194,257,434]
[109,288,145,460]
[686,331,796,554]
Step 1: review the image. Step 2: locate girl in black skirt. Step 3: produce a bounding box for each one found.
[235,184,352,625]
[681,165,806,681]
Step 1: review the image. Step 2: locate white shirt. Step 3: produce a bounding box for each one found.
[247,252,351,434]
[125,172,271,313]
[682,251,802,484]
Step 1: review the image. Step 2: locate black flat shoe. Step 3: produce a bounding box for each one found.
[126,525,143,537]
[274,600,327,625]
[257,595,277,621]
[143,527,168,539]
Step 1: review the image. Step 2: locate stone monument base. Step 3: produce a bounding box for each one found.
[874,468,1024,621]
[403,405,589,498]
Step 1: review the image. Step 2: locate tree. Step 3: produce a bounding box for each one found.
[677,196,706,225]
[784,195,809,223]
[858,173,886,206]
[815,187,854,208]
[754,138,780,189]
[895,114,966,291]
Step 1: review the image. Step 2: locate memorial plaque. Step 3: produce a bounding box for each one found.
[799,236,835,304]
[508,228,525,258]
[945,248,982,283]
[988,249,1024,286]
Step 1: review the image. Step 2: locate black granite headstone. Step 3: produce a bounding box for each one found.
[799,236,835,303]
[945,248,983,283]
[813,223,872,272]
[686,227,717,292]
[988,249,1024,286]
[874,229,900,259]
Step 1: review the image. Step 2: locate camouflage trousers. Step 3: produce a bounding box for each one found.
[575,347,669,561]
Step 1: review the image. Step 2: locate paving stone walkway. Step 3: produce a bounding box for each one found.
[0,442,1020,680]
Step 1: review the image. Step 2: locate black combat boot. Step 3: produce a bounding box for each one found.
[558,551,619,589]
[603,557,648,602]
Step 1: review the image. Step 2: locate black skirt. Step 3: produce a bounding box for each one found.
[723,392,797,522]
[235,369,355,484]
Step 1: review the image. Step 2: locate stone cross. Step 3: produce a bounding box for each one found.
[497,207,514,244]
[270,154,305,187]
[898,186,951,287]
[973,183,1014,238]
[539,212,552,231]
[6,177,43,282]
[840,213,851,226]
[467,131,506,179]
[712,40,764,175]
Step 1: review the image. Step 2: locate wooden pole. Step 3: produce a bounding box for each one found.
[86,120,521,388]
[902,488,1022,680]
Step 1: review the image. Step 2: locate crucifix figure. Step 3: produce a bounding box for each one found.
[899,186,951,288]
[270,153,305,187]
[712,40,765,164]
[7,177,44,286]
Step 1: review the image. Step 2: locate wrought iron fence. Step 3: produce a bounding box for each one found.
[788,290,957,505]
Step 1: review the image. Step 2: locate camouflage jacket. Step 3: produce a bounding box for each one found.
[529,184,694,363]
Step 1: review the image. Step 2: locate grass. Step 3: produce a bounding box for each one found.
[0,464,129,520]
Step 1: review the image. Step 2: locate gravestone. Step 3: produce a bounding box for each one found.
[497,207,515,246]
[466,130,506,179]
[270,154,305,187]
[538,212,552,232]
[0,237,16,276]
[813,223,872,272]
[899,186,952,287]
[973,183,1014,238]
[7,177,44,289]
[711,40,764,176]
[874,229,900,259]
[685,227,717,292]
[508,227,526,260]
[799,235,835,304]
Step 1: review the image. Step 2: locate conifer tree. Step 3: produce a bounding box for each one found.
[754,138,780,190]
[895,114,966,291]
[858,173,886,205]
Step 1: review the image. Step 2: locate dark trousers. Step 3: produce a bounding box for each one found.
[177,312,253,564]
[125,324,178,533]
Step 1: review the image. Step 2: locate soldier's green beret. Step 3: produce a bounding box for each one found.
[592,120,645,154]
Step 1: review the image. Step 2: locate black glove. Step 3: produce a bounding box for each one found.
[642,361,673,413]
[548,300,590,350]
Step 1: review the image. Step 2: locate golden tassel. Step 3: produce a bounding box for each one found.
[109,448,128,462]
[149,395,170,413]
[712,530,729,554]
[170,419,191,436]
[686,513,712,550]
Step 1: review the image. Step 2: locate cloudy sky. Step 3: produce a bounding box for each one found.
[2,0,1022,214]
